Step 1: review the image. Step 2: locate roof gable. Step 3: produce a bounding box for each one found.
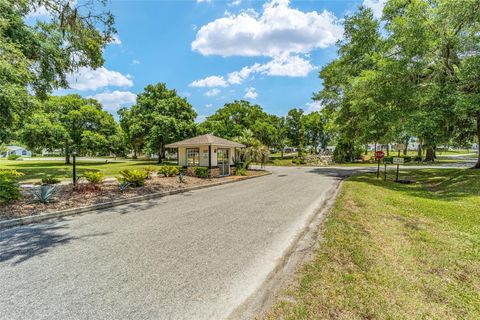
[165,134,245,148]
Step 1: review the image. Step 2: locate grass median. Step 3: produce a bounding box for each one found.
[266,168,480,319]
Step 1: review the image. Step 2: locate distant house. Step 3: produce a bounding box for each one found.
[0,146,32,158]
[165,134,245,177]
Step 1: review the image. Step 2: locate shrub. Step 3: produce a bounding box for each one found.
[41,176,61,185]
[236,168,247,176]
[143,166,157,179]
[119,181,131,193]
[30,185,57,204]
[118,169,148,187]
[7,154,20,160]
[83,171,105,186]
[0,170,24,204]
[403,156,412,163]
[194,167,209,178]
[414,156,423,162]
[158,165,181,177]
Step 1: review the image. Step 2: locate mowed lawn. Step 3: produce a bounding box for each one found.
[266,169,480,319]
[0,159,162,183]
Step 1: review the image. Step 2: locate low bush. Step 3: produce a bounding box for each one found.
[41,176,61,185]
[143,166,157,179]
[158,165,181,177]
[7,154,20,160]
[118,169,148,187]
[83,171,105,186]
[236,168,247,176]
[0,169,24,204]
[194,167,209,178]
[414,156,423,162]
[30,185,57,204]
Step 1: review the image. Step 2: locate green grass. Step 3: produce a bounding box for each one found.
[266,169,480,319]
[0,159,171,183]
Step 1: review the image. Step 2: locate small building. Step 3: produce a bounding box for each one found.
[165,134,245,177]
[0,146,32,158]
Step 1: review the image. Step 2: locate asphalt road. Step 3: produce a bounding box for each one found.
[0,166,353,320]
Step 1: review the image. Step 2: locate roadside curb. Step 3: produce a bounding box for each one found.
[0,171,272,230]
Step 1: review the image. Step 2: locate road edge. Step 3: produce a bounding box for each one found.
[0,171,272,230]
[227,177,344,320]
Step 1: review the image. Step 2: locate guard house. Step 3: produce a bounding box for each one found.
[165,134,245,177]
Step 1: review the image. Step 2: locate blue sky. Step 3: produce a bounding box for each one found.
[55,0,385,121]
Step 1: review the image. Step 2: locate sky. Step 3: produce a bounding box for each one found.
[49,0,386,121]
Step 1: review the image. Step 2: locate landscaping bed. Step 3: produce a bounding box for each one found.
[0,170,265,220]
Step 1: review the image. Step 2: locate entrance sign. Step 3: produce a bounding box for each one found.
[393,157,404,164]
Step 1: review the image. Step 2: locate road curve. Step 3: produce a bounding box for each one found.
[0,166,351,320]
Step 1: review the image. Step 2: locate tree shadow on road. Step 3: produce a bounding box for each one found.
[0,221,109,265]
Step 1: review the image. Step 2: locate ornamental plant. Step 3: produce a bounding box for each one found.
[118,169,148,187]
[158,166,181,177]
[0,169,24,204]
[83,171,105,189]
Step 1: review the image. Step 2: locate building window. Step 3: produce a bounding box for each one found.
[186,148,200,166]
[22,150,27,155]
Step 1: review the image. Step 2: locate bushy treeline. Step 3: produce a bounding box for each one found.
[315,1,480,166]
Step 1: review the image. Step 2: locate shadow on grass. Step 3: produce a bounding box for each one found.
[346,169,480,202]
[0,221,110,265]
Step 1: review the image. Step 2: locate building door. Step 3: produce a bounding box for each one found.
[217,149,230,176]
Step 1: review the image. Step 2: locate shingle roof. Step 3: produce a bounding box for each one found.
[165,134,245,148]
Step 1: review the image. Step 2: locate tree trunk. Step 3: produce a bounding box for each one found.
[386,144,390,157]
[417,143,422,157]
[403,137,409,155]
[65,154,70,165]
[158,146,162,164]
[364,144,368,155]
[281,148,284,159]
[133,149,137,159]
[425,146,435,162]
[474,112,480,169]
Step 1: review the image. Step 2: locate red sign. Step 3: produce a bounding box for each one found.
[375,151,385,160]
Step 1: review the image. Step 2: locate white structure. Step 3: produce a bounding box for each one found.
[165,134,245,177]
[0,146,32,158]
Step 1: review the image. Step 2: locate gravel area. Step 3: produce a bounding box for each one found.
[0,171,265,220]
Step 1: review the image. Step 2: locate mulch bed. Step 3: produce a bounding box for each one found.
[0,170,265,220]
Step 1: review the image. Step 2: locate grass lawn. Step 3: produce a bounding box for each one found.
[266,169,480,319]
[0,159,166,183]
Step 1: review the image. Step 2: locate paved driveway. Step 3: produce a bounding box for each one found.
[0,166,350,320]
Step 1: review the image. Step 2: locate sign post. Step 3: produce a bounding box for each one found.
[392,144,405,182]
[375,150,385,179]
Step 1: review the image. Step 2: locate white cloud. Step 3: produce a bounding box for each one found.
[205,103,213,108]
[197,0,212,3]
[244,87,258,100]
[88,91,137,113]
[192,0,343,57]
[205,88,221,97]
[110,34,122,45]
[363,0,386,19]
[257,55,315,77]
[305,101,324,114]
[226,54,314,85]
[67,67,133,91]
[189,75,228,88]
[196,114,207,123]
[229,0,241,6]
[132,59,140,65]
